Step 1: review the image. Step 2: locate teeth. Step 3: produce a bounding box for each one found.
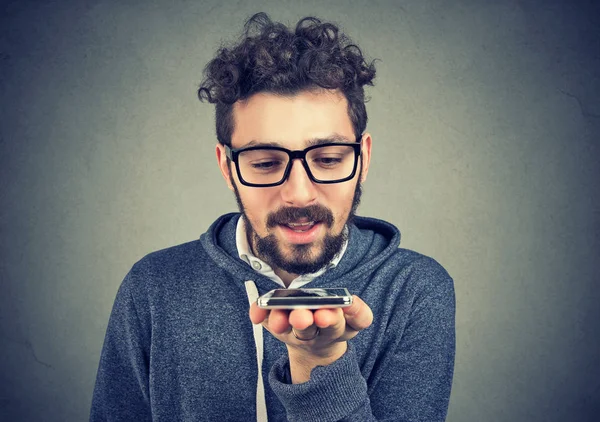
[287,221,315,227]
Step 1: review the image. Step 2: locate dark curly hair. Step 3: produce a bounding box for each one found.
[197,13,377,146]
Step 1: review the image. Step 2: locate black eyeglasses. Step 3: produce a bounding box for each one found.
[225,139,362,187]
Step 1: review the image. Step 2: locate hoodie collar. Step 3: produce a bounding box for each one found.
[200,213,401,289]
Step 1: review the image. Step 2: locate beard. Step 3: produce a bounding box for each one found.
[230,165,363,275]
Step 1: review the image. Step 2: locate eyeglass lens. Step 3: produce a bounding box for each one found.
[237,145,357,185]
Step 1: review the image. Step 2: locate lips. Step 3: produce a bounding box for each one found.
[285,221,316,232]
[266,205,334,231]
[277,221,323,244]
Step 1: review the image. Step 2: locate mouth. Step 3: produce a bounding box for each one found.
[284,221,317,232]
[277,220,323,244]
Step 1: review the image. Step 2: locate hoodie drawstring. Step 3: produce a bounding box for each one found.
[244,281,268,421]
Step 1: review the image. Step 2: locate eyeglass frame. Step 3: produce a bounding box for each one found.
[224,138,363,188]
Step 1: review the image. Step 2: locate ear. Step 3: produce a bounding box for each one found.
[359,133,372,183]
[215,143,235,191]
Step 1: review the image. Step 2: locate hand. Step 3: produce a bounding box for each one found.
[249,295,373,383]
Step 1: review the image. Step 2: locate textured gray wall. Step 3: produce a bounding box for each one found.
[1,0,599,421]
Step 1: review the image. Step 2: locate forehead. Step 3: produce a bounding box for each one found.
[231,89,354,149]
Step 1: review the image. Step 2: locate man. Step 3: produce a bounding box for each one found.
[91,13,455,422]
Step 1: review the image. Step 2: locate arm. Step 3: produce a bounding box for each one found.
[250,268,455,421]
[269,343,374,421]
[368,269,456,421]
[90,273,152,422]
[250,297,379,421]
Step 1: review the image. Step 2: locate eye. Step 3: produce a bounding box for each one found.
[250,160,284,170]
[312,155,343,167]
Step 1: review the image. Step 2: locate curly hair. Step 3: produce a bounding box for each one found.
[197,13,377,146]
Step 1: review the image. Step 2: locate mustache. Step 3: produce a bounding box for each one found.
[266,205,334,229]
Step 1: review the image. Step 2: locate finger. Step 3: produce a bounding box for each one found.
[313,308,344,329]
[267,309,291,334]
[291,325,320,341]
[342,296,373,331]
[249,302,269,325]
[288,308,314,330]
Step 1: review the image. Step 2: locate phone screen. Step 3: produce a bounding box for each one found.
[257,288,353,309]
[269,288,349,298]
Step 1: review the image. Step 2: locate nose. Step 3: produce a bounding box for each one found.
[280,159,317,206]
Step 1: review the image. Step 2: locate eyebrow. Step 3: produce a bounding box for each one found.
[240,133,355,149]
[306,134,355,146]
[242,140,281,148]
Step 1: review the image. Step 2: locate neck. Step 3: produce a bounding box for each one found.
[274,268,298,288]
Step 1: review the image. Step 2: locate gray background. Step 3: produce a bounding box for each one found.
[1,0,599,421]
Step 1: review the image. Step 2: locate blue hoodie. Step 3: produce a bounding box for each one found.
[91,213,455,421]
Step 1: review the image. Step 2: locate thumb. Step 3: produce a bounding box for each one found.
[249,301,269,325]
[342,295,373,331]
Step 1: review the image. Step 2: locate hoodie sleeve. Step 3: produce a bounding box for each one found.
[90,272,152,422]
[268,259,456,422]
[269,345,374,421]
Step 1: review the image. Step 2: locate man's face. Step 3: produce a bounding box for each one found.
[216,89,372,275]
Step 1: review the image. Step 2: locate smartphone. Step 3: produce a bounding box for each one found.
[257,288,353,309]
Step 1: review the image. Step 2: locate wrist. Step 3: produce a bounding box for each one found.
[287,341,347,384]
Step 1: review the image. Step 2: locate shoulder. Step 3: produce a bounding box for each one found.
[383,248,454,301]
[123,239,207,291]
[397,249,451,280]
[380,247,451,279]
